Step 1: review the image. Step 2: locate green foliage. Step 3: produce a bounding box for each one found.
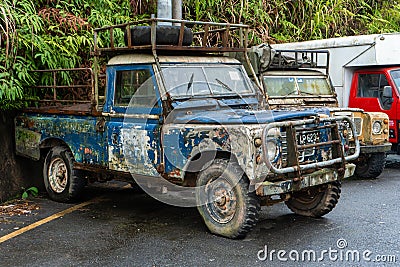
[21,186,39,199]
[363,2,400,33]
[1,0,400,110]
[184,0,400,43]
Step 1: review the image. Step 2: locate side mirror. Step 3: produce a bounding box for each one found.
[382,85,394,109]
[383,86,393,98]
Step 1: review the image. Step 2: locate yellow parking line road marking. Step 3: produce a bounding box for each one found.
[0,197,105,244]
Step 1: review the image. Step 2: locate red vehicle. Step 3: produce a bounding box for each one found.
[349,67,400,151]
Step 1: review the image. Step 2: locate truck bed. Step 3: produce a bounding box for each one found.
[23,68,103,116]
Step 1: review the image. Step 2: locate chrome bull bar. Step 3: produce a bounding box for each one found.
[262,116,360,175]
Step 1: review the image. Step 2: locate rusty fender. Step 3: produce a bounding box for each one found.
[162,123,269,182]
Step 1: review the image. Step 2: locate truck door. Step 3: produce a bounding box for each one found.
[104,65,163,176]
[349,71,397,143]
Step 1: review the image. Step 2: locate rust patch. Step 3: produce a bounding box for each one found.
[168,169,181,178]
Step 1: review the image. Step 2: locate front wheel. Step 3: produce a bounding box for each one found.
[285,182,341,217]
[196,159,260,239]
[355,152,386,179]
[43,146,86,202]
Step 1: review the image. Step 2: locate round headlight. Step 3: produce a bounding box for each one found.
[254,137,262,147]
[266,140,278,162]
[372,121,382,134]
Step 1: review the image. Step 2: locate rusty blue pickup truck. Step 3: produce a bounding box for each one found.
[14,18,359,238]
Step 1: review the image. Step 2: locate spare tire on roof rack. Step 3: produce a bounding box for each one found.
[124,25,193,46]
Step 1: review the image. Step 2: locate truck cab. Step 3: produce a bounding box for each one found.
[349,67,400,152]
[14,18,359,239]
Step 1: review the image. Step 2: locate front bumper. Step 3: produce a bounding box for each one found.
[359,142,392,154]
[256,163,355,196]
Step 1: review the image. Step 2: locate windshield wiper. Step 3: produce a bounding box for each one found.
[186,73,194,95]
[215,78,253,101]
[215,78,235,93]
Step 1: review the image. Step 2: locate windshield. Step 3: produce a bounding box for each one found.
[263,76,333,96]
[161,65,254,98]
[390,69,400,93]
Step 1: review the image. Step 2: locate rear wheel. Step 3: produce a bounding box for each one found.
[355,152,386,179]
[196,159,260,239]
[43,146,86,202]
[285,182,341,217]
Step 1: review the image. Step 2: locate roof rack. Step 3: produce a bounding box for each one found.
[93,17,250,55]
[268,49,330,72]
[248,45,330,75]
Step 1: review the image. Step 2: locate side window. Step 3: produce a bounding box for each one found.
[357,73,392,109]
[115,69,157,107]
[357,74,380,97]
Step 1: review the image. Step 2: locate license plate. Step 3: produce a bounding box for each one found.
[297,132,319,145]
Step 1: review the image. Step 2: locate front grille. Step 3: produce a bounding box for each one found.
[333,113,362,137]
[353,117,362,136]
[262,116,360,175]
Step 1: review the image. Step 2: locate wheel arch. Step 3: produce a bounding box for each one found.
[40,138,75,161]
[182,149,244,186]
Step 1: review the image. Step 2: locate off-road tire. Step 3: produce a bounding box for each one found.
[285,182,341,217]
[124,25,193,46]
[43,146,86,203]
[355,152,386,179]
[196,159,260,239]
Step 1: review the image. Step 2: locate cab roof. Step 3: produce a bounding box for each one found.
[108,54,241,66]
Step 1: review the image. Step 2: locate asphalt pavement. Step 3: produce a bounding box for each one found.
[1,155,400,267]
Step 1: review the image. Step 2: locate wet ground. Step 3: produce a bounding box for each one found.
[1,155,400,266]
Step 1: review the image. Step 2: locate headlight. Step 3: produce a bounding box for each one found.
[372,121,382,134]
[254,137,262,147]
[266,140,278,162]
